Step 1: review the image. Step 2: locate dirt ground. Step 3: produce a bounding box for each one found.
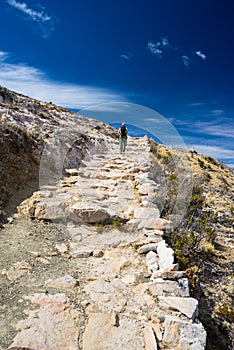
[0,216,82,349]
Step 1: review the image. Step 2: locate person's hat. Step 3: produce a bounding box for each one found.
[122,122,126,126]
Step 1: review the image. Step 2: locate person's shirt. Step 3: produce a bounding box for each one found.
[118,125,128,137]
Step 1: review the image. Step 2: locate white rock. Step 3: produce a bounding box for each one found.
[45,275,77,290]
[157,240,174,270]
[71,205,126,224]
[159,296,199,320]
[138,218,173,232]
[144,326,158,350]
[146,251,159,274]
[163,316,206,350]
[9,293,79,350]
[134,207,160,220]
[70,248,93,258]
[138,243,158,254]
[82,313,145,350]
[55,243,68,253]
[149,278,190,297]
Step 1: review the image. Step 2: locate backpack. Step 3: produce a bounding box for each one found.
[120,125,127,137]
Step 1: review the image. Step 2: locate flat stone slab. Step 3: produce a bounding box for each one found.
[65,168,79,176]
[45,275,77,289]
[71,205,127,224]
[149,278,190,297]
[34,200,67,221]
[163,315,206,350]
[134,207,160,220]
[8,293,80,350]
[161,271,187,280]
[138,218,173,232]
[138,243,158,254]
[159,296,199,320]
[84,278,127,311]
[83,313,145,350]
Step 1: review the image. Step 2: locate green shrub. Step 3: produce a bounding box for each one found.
[169,174,177,180]
[112,220,123,228]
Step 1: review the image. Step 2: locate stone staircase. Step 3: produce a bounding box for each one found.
[8,136,207,349]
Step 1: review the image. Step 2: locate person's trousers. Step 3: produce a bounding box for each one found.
[119,136,127,152]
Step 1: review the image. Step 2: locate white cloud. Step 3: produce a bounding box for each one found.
[182,55,191,67]
[209,109,224,117]
[147,37,207,68]
[6,0,51,22]
[0,55,126,109]
[120,54,130,60]
[147,37,170,57]
[195,51,206,60]
[6,0,56,37]
[161,37,169,46]
[189,102,205,107]
[188,144,234,161]
[147,41,163,57]
[194,121,234,139]
[0,51,8,61]
[120,53,134,60]
[143,118,164,124]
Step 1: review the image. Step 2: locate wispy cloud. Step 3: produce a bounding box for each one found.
[161,37,169,47]
[187,144,234,161]
[194,120,234,139]
[120,53,134,60]
[147,36,207,68]
[147,41,163,57]
[189,102,205,107]
[7,0,51,21]
[0,51,8,61]
[147,37,170,57]
[195,50,206,60]
[0,53,126,109]
[6,0,57,37]
[182,55,191,67]
[209,109,224,117]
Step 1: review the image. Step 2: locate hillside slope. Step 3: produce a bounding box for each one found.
[0,87,233,349]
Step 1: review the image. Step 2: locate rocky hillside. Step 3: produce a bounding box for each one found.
[0,87,116,221]
[0,87,233,350]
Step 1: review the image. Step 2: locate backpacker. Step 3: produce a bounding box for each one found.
[120,125,127,137]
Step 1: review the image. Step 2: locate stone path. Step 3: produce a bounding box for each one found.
[6,137,206,350]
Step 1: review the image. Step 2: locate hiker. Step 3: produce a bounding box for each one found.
[118,122,128,153]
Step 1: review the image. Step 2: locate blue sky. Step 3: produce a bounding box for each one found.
[0,0,233,167]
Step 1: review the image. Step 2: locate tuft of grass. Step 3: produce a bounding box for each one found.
[218,305,234,322]
[112,220,123,228]
[200,241,215,254]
